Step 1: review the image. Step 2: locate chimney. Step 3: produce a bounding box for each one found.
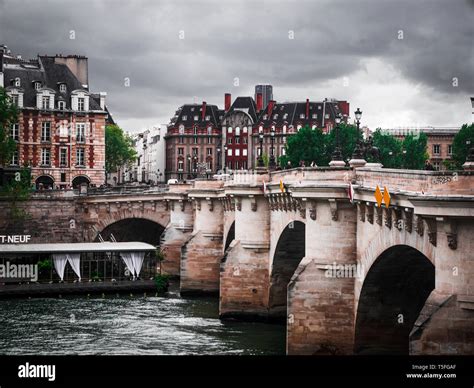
[267,99,275,116]
[225,93,231,112]
[53,55,89,87]
[471,97,474,123]
[306,98,310,119]
[256,93,263,112]
[201,101,207,121]
[99,92,107,110]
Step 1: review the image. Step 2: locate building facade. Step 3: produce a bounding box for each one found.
[386,127,459,170]
[0,44,109,189]
[165,88,349,180]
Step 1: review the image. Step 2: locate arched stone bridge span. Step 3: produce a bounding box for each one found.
[1,167,472,355]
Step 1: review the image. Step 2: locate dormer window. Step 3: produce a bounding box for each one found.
[71,90,89,112]
[182,115,187,121]
[283,113,288,120]
[273,114,278,120]
[312,113,317,119]
[179,125,185,134]
[205,115,210,121]
[14,78,20,87]
[59,84,67,93]
[194,115,199,121]
[34,82,42,90]
[300,113,305,119]
[58,101,66,110]
[263,114,268,120]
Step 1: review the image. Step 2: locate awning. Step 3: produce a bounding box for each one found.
[0,242,157,255]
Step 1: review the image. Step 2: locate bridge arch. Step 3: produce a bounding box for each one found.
[95,217,166,246]
[269,220,306,319]
[354,244,435,354]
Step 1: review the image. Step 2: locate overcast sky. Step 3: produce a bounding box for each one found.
[1,0,473,133]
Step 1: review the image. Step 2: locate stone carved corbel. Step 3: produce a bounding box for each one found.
[414,215,424,236]
[309,200,317,221]
[126,201,132,212]
[425,218,437,247]
[444,219,457,250]
[164,200,169,211]
[384,207,392,229]
[249,195,257,212]
[139,201,144,211]
[180,200,185,211]
[151,201,156,212]
[358,202,366,222]
[206,197,213,212]
[298,199,306,219]
[329,199,338,221]
[115,201,121,209]
[375,206,383,226]
[170,201,175,211]
[403,208,413,233]
[105,202,110,213]
[392,208,402,230]
[366,203,374,224]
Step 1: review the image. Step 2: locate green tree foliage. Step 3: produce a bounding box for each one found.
[105,124,137,173]
[401,133,428,169]
[325,123,362,163]
[0,87,18,166]
[0,165,32,221]
[370,129,403,168]
[279,125,327,167]
[451,124,474,168]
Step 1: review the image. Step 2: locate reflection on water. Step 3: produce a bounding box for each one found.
[0,285,285,355]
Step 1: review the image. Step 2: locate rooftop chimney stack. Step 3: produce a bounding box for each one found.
[256,93,263,112]
[471,97,474,123]
[225,93,231,112]
[306,98,310,119]
[201,101,207,121]
[99,92,107,110]
[267,99,275,116]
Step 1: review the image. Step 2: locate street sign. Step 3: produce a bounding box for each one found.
[374,185,391,207]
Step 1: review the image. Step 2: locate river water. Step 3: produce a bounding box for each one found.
[0,284,285,355]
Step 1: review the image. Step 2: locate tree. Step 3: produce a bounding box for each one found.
[371,129,403,168]
[0,87,18,166]
[452,123,474,168]
[325,123,362,163]
[401,133,428,169]
[105,124,137,174]
[280,125,327,167]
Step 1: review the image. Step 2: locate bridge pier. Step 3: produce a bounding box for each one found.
[219,194,271,320]
[180,196,223,295]
[287,199,357,355]
[160,198,193,276]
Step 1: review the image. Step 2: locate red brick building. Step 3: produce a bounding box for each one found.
[0,45,109,189]
[166,90,348,179]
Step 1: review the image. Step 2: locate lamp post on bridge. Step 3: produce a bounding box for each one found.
[348,108,367,168]
[257,127,264,168]
[269,126,276,170]
[329,113,345,167]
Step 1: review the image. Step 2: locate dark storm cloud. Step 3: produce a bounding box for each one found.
[0,0,472,130]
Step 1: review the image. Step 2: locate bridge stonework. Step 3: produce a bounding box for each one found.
[0,167,472,355]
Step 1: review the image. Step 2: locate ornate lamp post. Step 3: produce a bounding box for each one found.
[269,126,276,170]
[217,147,221,172]
[330,113,343,163]
[224,145,228,173]
[257,127,264,168]
[351,108,363,159]
[186,154,191,179]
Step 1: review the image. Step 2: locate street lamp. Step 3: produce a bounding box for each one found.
[331,113,343,162]
[187,154,191,179]
[257,127,264,167]
[217,147,221,172]
[269,126,276,170]
[352,108,363,159]
[224,145,228,173]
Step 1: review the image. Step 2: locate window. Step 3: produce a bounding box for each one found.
[228,138,232,144]
[207,126,212,135]
[178,148,184,155]
[205,115,210,121]
[235,149,240,156]
[283,125,287,134]
[35,82,42,90]
[281,147,286,156]
[178,160,184,171]
[179,136,184,144]
[312,113,317,119]
[76,123,86,143]
[14,77,20,87]
[192,148,198,156]
[193,137,198,144]
[11,94,19,106]
[297,124,302,130]
[41,122,51,142]
[273,114,278,120]
[207,148,212,156]
[76,148,85,166]
[433,162,440,171]
[243,137,247,144]
[259,126,263,132]
[193,127,198,135]
[194,115,199,121]
[179,125,185,134]
[300,113,305,119]
[77,97,85,111]
[283,113,288,120]
[235,137,240,144]
[243,149,247,156]
[11,150,19,166]
[59,84,66,93]
[60,148,68,167]
[10,123,19,141]
[42,96,50,110]
[58,101,66,110]
[257,148,261,156]
[227,149,232,156]
[182,115,187,121]
[60,173,66,182]
[243,127,248,133]
[41,148,50,166]
[228,127,232,133]
[207,137,212,144]
[433,144,441,155]
[235,127,240,136]
[235,161,239,169]
[448,144,453,155]
[325,113,329,119]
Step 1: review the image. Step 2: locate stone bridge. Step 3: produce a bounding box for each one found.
[1,167,473,355]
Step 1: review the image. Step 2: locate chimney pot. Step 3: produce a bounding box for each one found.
[256,93,263,112]
[225,93,231,112]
